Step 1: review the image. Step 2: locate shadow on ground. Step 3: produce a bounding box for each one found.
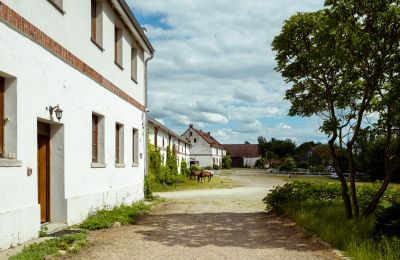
[136,211,326,252]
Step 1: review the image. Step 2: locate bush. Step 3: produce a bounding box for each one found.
[144,176,154,200]
[255,158,267,169]
[222,155,232,169]
[203,166,213,170]
[375,203,400,237]
[263,181,342,212]
[180,159,190,176]
[213,164,221,170]
[190,164,202,172]
[280,157,296,171]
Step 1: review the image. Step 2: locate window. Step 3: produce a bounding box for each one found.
[162,137,165,148]
[115,123,124,165]
[91,113,105,167]
[48,0,64,13]
[92,114,98,163]
[131,47,138,82]
[91,0,103,49]
[193,138,197,143]
[114,26,123,68]
[132,128,139,166]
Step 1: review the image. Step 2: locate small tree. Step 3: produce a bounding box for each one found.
[280,157,296,172]
[180,159,190,177]
[222,155,232,169]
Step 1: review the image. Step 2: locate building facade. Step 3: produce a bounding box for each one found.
[0,0,154,249]
[148,117,190,173]
[181,124,226,168]
[224,144,261,168]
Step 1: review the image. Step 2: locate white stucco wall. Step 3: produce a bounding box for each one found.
[0,1,150,250]
[243,157,261,168]
[148,122,190,173]
[181,128,225,168]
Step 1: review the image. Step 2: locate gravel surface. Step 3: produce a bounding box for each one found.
[78,172,342,260]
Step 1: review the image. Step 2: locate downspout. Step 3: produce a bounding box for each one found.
[144,51,154,177]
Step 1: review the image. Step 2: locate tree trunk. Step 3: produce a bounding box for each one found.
[347,146,359,217]
[329,136,353,219]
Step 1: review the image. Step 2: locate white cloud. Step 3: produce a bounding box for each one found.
[129,0,325,143]
[277,123,291,130]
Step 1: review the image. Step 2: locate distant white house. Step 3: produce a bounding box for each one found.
[181,124,226,167]
[0,0,154,249]
[148,117,190,173]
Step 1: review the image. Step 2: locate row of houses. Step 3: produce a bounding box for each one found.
[0,0,261,250]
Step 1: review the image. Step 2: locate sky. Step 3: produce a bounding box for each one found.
[127,0,327,145]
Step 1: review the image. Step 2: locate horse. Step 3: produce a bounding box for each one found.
[190,170,203,182]
[201,170,214,182]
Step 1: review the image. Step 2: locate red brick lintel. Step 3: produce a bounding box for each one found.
[0,1,145,112]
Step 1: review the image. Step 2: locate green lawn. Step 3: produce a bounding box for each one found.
[149,175,239,192]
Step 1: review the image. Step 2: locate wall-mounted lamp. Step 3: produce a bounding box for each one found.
[48,104,63,121]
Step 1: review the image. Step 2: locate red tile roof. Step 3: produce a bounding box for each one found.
[191,128,225,149]
[224,144,261,158]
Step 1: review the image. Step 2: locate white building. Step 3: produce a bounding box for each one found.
[0,0,154,249]
[148,117,190,173]
[181,124,226,168]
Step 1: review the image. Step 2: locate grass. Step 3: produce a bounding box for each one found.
[79,201,151,230]
[9,232,89,260]
[149,175,238,192]
[282,200,400,259]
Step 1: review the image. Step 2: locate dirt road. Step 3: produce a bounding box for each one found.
[78,170,341,260]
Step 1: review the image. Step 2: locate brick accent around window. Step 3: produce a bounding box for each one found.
[0,1,145,112]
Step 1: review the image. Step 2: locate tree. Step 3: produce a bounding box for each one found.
[280,157,296,172]
[180,159,190,177]
[244,141,250,144]
[222,155,232,169]
[273,0,400,218]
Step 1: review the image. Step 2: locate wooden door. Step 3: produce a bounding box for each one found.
[37,133,50,223]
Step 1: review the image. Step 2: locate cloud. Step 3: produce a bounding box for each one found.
[129,0,325,143]
[277,123,292,130]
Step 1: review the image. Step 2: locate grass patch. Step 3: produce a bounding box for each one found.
[283,200,400,259]
[9,232,89,260]
[264,181,400,259]
[79,201,150,230]
[149,175,238,192]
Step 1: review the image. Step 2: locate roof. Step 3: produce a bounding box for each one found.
[190,127,225,149]
[148,117,190,145]
[224,144,261,158]
[116,0,155,53]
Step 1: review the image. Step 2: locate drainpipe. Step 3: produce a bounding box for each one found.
[144,51,154,177]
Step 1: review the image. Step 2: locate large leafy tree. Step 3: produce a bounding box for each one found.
[273,0,399,218]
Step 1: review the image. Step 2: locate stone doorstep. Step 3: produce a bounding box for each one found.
[0,223,69,259]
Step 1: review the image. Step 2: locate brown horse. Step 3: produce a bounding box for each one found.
[190,170,203,182]
[201,170,214,182]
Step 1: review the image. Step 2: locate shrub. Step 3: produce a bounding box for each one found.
[222,155,232,169]
[203,166,213,170]
[180,159,190,176]
[255,158,266,169]
[213,164,221,170]
[190,164,202,172]
[280,157,296,171]
[375,203,400,237]
[144,176,154,200]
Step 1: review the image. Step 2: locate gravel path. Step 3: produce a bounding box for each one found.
[78,172,341,260]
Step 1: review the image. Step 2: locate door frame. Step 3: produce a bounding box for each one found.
[37,122,51,223]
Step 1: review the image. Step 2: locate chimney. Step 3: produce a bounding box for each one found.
[207,132,211,135]
[142,27,147,35]
[189,124,193,128]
